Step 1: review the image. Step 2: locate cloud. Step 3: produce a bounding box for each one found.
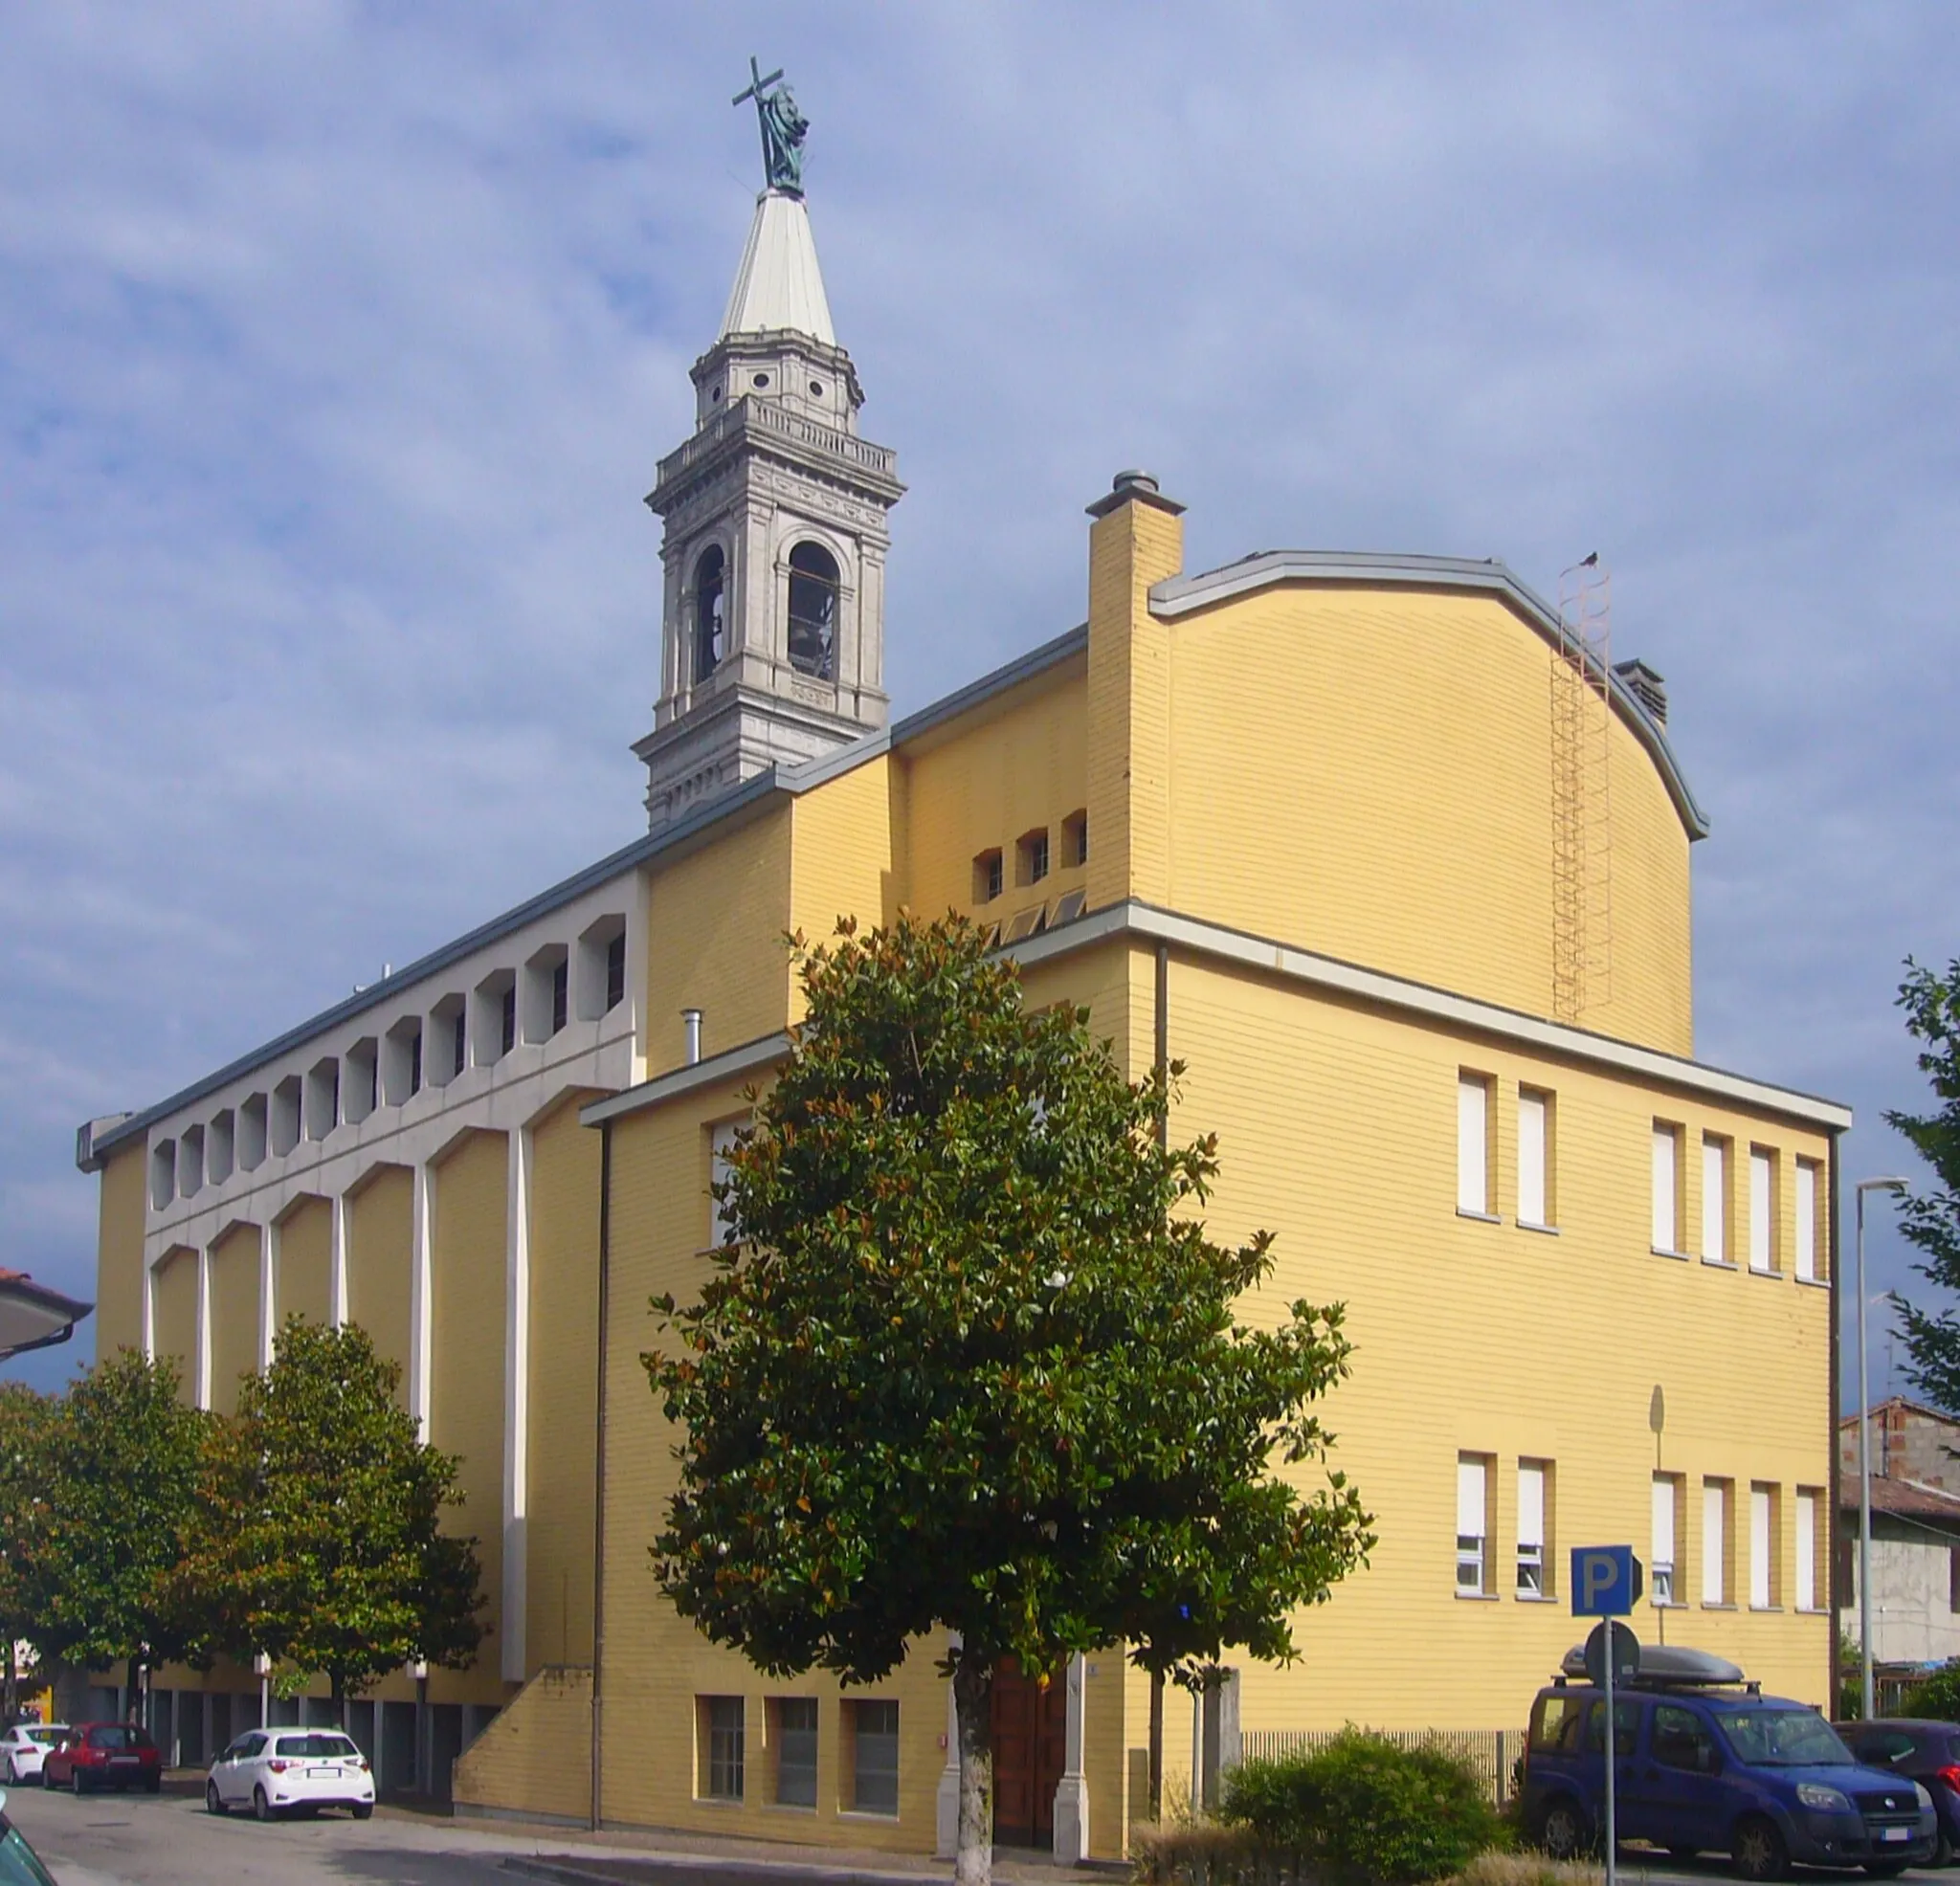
[3,2,1958,1393]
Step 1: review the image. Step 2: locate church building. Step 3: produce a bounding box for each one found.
[76,77,1848,1856]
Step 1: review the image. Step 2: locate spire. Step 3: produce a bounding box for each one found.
[719,191,836,345]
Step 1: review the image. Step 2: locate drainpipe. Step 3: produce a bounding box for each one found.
[590,1119,612,1831]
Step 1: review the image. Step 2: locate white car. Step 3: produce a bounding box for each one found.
[206,1728,375,1821]
[0,1726,66,1787]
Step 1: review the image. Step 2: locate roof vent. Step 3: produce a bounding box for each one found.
[1614,657,1668,726]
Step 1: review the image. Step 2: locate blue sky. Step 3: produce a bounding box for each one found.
[3,5,1956,1397]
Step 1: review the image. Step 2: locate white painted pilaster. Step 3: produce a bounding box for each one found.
[193,1247,212,1410]
[408,1163,433,1438]
[501,1125,531,1683]
[141,1256,156,1362]
[1053,1651,1089,1861]
[328,1192,349,1328]
[257,1220,277,1368]
[626,867,651,1086]
[935,1631,961,1858]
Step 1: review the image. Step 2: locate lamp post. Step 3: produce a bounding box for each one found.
[1857,1176,1910,1720]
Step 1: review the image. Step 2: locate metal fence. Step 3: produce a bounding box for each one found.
[1236,1728,1529,1807]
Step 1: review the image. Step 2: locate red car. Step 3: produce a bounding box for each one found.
[41,1722,162,1794]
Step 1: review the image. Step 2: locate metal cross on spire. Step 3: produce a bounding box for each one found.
[732,55,809,197]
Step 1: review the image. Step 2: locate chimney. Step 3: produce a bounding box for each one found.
[1614,657,1668,726]
[681,1009,703,1066]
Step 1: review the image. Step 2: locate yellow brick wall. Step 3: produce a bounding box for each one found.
[276,1194,333,1331]
[150,1245,197,1382]
[789,752,900,987]
[898,663,1090,932]
[93,1144,146,1359]
[347,1165,413,1398]
[1157,950,1831,1729]
[645,804,794,1076]
[526,1095,602,1674]
[453,1662,591,1822]
[1157,588,1694,1055]
[430,1128,509,1705]
[207,1221,261,1416]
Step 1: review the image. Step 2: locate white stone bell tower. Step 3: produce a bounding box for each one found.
[635,87,903,831]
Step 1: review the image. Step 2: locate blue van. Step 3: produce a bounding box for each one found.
[1521,1650,1937,1880]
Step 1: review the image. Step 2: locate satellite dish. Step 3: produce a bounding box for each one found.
[1649,1386,1665,1434]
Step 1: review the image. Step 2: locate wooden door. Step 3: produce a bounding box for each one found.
[991,1659,1068,1846]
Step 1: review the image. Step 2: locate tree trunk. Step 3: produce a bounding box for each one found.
[4,1636,15,1724]
[334,1672,349,1735]
[952,1649,994,1886]
[126,1654,143,1723]
[1148,1668,1164,1820]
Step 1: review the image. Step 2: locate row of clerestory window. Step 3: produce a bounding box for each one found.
[692,541,841,685]
[149,919,628,1211]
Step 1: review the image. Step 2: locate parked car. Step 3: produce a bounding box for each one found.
[0,1726,66,1786]
[1521,1647,1937,1880]
[1843,1719,1960,1866]
[0,1793,60,1886]
[206,1728,375,1821]
[40,1722,162,1795]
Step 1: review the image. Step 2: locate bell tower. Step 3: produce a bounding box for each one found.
[635,63,904,831]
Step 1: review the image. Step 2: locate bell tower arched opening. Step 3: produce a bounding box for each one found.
[787,543,839,681]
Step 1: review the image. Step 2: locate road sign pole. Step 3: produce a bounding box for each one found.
[1603,1634,1617,1886]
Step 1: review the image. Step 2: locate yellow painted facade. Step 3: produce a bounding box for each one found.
[84,476,1838,1846]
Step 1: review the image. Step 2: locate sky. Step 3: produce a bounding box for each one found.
[2,4,1957,1398]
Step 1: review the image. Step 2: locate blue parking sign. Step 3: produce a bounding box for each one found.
[1570,1544,1643,1617]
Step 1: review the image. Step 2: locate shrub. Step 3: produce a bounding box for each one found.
[1219,1731,1503,1885]
[1906,1659,1960,1721]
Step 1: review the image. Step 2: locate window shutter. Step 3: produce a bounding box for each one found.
[1457,1456,1487,1538]
[1703,1139,1727,1263]
[1652,1476,1676,1567]
[1458,1076,1489,1215]
[1795,1491,1816,1611]
[1749,1151,1774,1273]
[1749,1486,1772,1608]
[1652,1126,1677,1251]
[1795,1162,1817,1282]
[1703,1482,1726,1605]
[1518,1463,1546,1548]
[1518,1092,1548,1226]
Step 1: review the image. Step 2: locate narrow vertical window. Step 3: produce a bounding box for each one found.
[787,542,839,679]
[1749,1483,1778,1608]
[1749,1148,1777,1274]
[1458,1075,1492,1217]
[1703,1479,1731,1605]
[1517,1461,1549,1595]
[709,1120,743,1247]
[1703,1135,1730,1263]
[849,1699,900,1815]
[1795,1159,1820,1282]
[1652,1474,1680,1605]
[452,1008,468,1079]
[1652,1123,1681,1252]
[605,933,626,1011]
[1795,1490,1817,1610]
[409,1029,422,1097]
[772,1698,817,1807]
[500,985,517,1058]
[701,1696,745,1800]
[1456,1453,1490,1593]
[550,958,569,1034]
[1518,1089,1553,1228]
[693,544,726,681]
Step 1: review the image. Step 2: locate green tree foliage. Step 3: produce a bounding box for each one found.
[645,914,1372,1886]
[180,1318,484,1709]
[0,1383,51,1717]
[23,1349,208,1697]
[1885,961,1960,1409]
[1220,1732,1502,1883]
[1905,1659,1960,1723]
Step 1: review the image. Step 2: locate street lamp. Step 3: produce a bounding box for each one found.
[1857,1175,1910,1720]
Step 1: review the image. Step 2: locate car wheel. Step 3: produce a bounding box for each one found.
[70,1766,88,1797]
[145,1772,161,1794]
[1537,1797,1590,1860]
[253,1784,274,1823]
[3,1758,14,1786]
[1733,1814,1790,1882]
[352,1803,373,1821]
[1933,1828,1954,1868]
[207,1780,228,1816]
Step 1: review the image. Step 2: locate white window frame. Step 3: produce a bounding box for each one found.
[1703,1136,1730,1264]
[1458,1075,1492,1217]
[1457,1454,1490,1594]
[1795,1160,1820,1282]
[1518,1089,1551,1229]
[1653,1123,1681,1252]
[1652,1474,1679,1606]
[1749,1148,1776,1274]
[1517,1461,1548,1595]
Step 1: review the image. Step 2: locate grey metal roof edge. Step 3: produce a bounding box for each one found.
[885,625,1087,750]
[81,772,792,1166]
[581,1032,793,1128]
[1147,552,1710,841]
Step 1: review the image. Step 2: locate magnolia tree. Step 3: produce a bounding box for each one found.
[1889,960,1960,1409]
[645,915,1372,1886]
[179,1318,484,1717]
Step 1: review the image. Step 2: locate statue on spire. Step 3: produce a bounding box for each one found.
[732,56,809,197]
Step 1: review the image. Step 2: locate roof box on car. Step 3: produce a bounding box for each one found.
[1559,1643,1747,1687]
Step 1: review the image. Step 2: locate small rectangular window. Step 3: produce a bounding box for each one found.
[410,1030,422,1095]
[972,849,1004,904]
[1517,1460,1551,1595]
[709,1119,743,1247]
[1016,829,1049,888]
[1796,1489,1819,1611]
[701,1696,744,1801]
[501,985,517,1057]
[1749,1482,1779,1608]
[1703,1134,1731,1263]
[1795,1159,1821,1281]
[1458,1075,1492,1217]
[1652,1473,1682,1606]
[1749,1147,1777,1274]
[772,1697,817,1808]
[453,1008,468,1078]
[1061,809,1088,868]
[1653,1121,1682,1252]
[551,959,568,1034]
[606,932,626,1011]
[849,1698,899,1815]
[1457,1453,1491,1594]
[1703,1478,1732,1605]
[1518,1088,1553,1228]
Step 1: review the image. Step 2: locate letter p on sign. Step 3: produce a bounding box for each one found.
[1570,1544,1641,1617]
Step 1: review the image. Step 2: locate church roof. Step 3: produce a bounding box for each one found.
[720,189,835,345]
